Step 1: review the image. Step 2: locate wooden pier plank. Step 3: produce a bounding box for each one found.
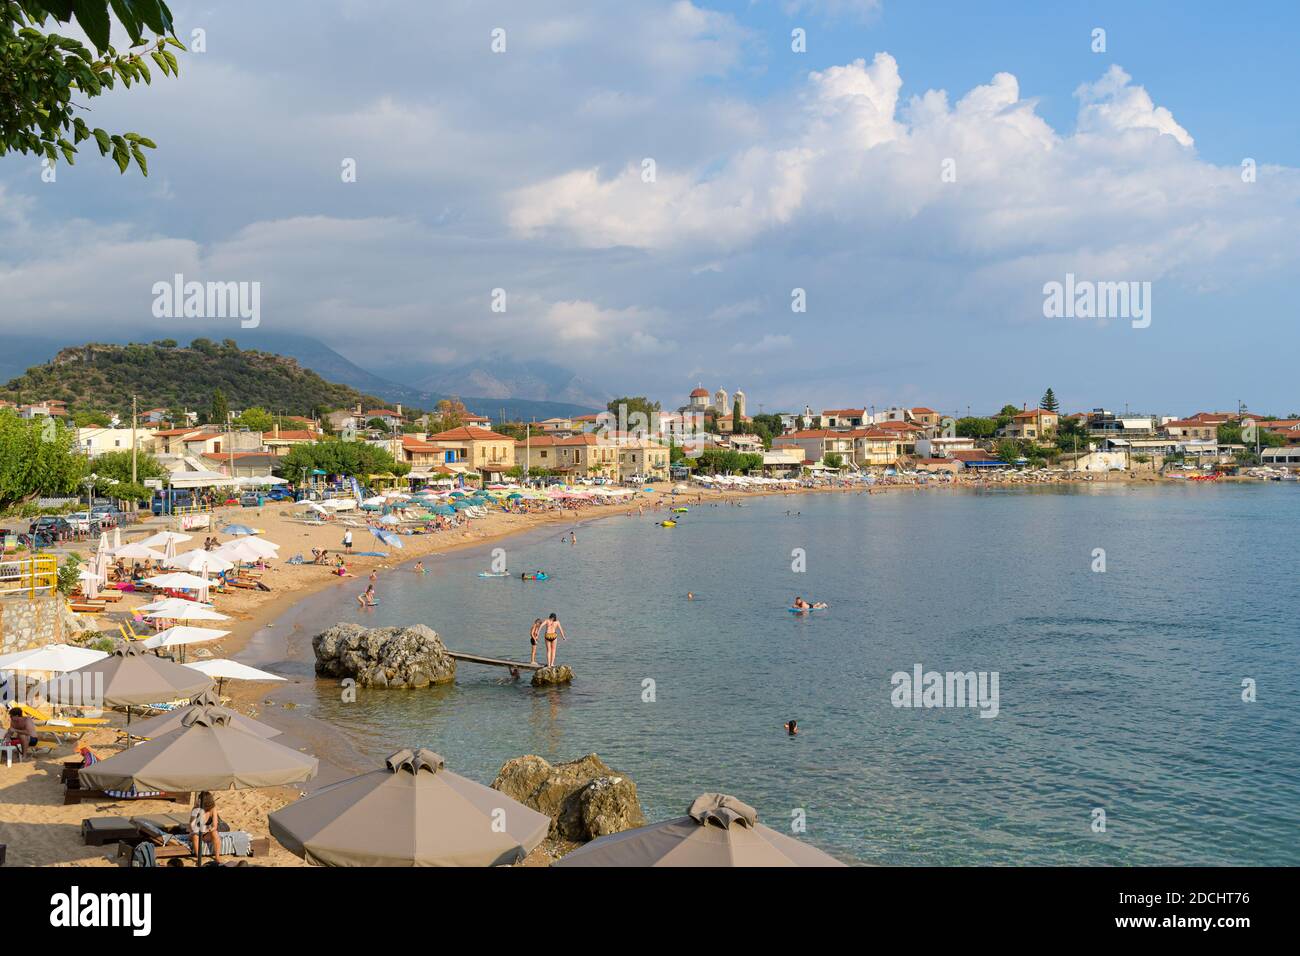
[448,651,543,671]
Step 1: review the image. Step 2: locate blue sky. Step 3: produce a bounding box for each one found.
[1,0,1298,416]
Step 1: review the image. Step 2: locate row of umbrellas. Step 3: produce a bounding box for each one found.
[17,645,843,866]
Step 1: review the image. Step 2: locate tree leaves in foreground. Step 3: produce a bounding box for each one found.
[1,1,182,175]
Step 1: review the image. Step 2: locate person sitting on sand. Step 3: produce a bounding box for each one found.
[529,618,542,666]
[784,719,799,736]
[335,563,355,578]
[3,707,39,758]
[189,791,222,864]
[358,584,377,607]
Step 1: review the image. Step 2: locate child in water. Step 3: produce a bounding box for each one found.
[414,561,425,574]
[784,719,799,736]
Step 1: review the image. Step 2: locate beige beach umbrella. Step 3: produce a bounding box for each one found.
[77,707,316,792]
[268,749,551,867]
[58,643,212,744]
[552,793,846,867]
[129,691,281,740]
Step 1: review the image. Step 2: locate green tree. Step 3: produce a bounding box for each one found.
[823,452,844,470]
[236,406,275,432]
[1,1,183,175]
[607,396,660,431]
[731,398,745,434]
[90,449,165,484]
[955,416,998,439]
[995,439,1022,464]
[0,411,84,509]
[72,409,111,427]
[1040,388,1059,412]
[209,388,229,426]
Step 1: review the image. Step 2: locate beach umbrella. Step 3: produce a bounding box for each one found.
[378,514,400,525]
[77,707,317,792]
[112,543,167,562]
[220,524,257,536]
[186,658,286,694]
[167,549,235,574]
[431,505,455,516]
[138,531,194,550]
[57,644,212,745]
[552,793,846,867]
[142,571,212,590]
[129,690,281,740]
[212,539,264,564]
[138,599,229,622]
[139,625,230,659]
[267,749,551,867]
[369,527,404,549]
[112,527,122,550]
[0,643,109,673]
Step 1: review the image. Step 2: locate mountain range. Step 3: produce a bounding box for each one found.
[0,333,603,421]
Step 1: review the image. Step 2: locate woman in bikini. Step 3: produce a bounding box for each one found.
[542,613,566,667]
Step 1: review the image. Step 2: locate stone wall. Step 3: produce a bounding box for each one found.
[0,594,68,656]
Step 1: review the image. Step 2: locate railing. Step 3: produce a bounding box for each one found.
[0,554,59,596]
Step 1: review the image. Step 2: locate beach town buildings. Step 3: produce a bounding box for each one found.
[1002,408,1059,441]
[75,426,158,456]
[423,425,516,479]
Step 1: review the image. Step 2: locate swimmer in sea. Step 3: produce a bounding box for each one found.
[414,561,425,574]
[357,584,377,607]
[784,719,799,736]
[687,592,695,600]
[792,596,828,610]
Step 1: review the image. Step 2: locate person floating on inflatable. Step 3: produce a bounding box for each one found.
[791,596,828,612]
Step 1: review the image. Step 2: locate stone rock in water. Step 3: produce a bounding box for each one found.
[491,753,646,842]
[531,664,573,687]
[312,622,456,688]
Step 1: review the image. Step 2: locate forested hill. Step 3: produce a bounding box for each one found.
[0,340,389,418]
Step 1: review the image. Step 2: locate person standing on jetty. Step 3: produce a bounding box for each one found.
[542,613,566,667]
[529,618,543,666]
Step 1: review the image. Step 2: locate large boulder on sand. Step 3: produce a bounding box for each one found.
[531,664,573,687]
[491,753,646,842]
[313,623,456,688]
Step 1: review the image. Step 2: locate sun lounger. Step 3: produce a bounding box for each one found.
[63,776,189,805]
[117,818,266,866]
[13,703,108,727]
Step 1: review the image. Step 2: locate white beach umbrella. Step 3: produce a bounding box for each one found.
[215,537,278,562]
[142,572,212,590]
[113,543,167,562]
[112,527,122,550]
[140,626,230,650]
[0,643,109,673]
[167,549,235,573]
[187,658,286,693]
[96,531,111,558]
[138,531,194,549]
[138,599,230,622]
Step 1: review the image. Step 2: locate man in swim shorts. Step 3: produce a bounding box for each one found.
[529,618,542,665]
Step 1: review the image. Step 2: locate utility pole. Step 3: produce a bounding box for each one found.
[130,394,138,484]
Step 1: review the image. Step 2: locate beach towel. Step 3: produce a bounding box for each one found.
[106,786,164,798]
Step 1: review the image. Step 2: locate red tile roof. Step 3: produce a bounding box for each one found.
[428,426,513,442]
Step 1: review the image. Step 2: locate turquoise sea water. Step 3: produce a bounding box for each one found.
[248,484,1300,865]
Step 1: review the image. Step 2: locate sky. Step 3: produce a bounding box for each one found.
[2,0,1298,417]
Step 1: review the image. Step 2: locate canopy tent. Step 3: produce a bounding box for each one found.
[268,749,550,867]
[78,707,317,792]
[552,793,846,867]
[166,470,238,489]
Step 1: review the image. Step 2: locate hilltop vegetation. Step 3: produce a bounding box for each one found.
[0,339,393,420]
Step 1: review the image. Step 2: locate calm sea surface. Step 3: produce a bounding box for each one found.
[245,484,1300,865]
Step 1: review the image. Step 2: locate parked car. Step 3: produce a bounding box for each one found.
[89,504,123,527]
[28,516,72,538]
[239,493,263,507]
[266,487,294,501]
[64,511,96,533]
